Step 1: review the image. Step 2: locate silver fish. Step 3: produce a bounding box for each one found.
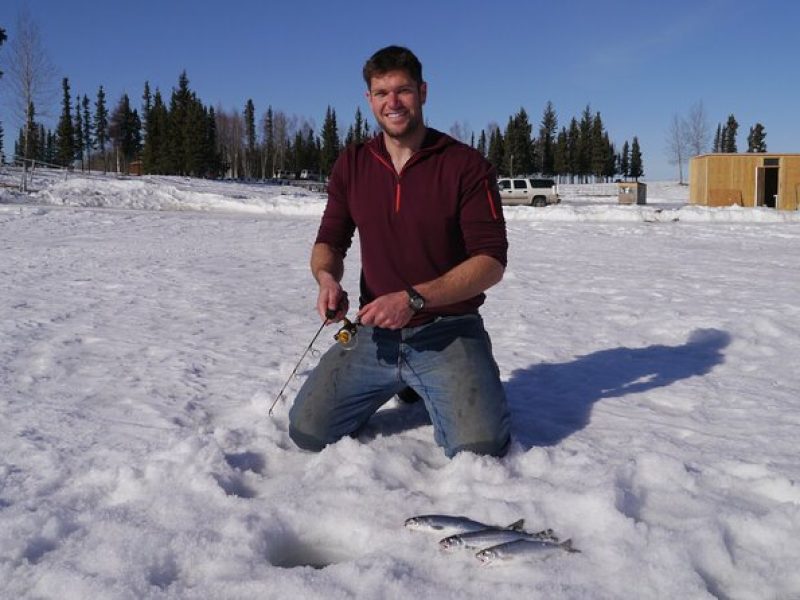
[404,515,525,535]
[439,528,558,551]
[475,538,579,565]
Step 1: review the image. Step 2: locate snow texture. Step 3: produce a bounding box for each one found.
[1,169,799,599]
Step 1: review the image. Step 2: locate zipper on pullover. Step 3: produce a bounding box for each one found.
[368,145,428,214]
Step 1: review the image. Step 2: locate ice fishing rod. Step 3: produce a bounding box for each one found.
[268,310,360,415]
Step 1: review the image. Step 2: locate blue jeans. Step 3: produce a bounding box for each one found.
[288,314,510,457]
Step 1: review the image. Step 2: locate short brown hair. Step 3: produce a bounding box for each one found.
[362,46,423,89]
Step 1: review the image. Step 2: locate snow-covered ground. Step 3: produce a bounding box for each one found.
[1,171,799,599]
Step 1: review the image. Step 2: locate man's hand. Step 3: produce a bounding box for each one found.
[316,271,349,322]
[357,290,413,329]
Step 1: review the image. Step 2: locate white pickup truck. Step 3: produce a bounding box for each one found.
[497,178,561,207]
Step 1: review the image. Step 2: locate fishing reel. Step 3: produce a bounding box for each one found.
[333,317,359,350]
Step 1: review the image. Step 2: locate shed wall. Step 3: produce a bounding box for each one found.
[689,154,800,210]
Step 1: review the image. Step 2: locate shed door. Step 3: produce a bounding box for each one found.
[755,167,779,208]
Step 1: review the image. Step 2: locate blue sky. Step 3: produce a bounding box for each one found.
[1,0,798,180]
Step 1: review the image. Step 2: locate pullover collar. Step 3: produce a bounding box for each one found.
[366,128,455,175]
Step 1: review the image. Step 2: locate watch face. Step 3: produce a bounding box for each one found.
[409,292,425,312]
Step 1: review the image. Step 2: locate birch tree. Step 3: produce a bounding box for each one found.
[2,8,55,174]
[665,113,689,184]
[683,101,710,157]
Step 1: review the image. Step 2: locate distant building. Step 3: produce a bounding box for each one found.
[128,160,143,176]
[689,153,800,211]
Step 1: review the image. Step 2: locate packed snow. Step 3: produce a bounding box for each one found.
[1,169,799,599]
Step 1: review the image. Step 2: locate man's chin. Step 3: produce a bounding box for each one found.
[381,121,422,140]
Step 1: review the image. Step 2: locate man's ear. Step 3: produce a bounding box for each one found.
[419,82,427,105]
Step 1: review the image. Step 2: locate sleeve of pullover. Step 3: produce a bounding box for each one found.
[314,151,356,255]
[459,156,508,268]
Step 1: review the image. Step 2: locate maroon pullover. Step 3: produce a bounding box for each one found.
[315,128,507,326]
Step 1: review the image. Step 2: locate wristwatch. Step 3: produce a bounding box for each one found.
[407,287,425,313]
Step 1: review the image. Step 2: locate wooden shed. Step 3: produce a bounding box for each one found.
[689,153,800,211]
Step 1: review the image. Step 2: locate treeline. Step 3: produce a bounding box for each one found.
[12,70,372,178]
[11,69,643,182]
[474,102,642,182]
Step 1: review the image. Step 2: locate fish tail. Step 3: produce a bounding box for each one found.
[506,518,525,531]
[560,539,581,553]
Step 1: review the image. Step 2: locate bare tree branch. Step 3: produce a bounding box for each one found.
[665,113,688,184]
[2,8,56,127]
[684,100,710,158]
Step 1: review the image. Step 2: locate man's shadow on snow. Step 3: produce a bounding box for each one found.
[361,328,730,448]
[507,328,730,449]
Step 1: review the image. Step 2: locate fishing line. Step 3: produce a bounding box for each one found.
[268,311,361,415]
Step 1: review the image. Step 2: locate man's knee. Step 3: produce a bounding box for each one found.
[447,434,510,458]
[288,423,327,452]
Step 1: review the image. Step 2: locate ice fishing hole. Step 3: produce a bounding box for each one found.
[266,532,358,570]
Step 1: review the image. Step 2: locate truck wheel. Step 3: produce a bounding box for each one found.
[532,197,547,207]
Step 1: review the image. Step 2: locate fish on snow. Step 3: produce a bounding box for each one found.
[475,538,580,565]
[404,515,525,535]
[439,527,558,551]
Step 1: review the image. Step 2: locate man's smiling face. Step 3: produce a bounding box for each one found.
[366,69,427,142]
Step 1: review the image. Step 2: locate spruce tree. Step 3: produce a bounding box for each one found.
[15,128,23,161]
[487,126,504,175]
[553,127,568,181]
[206,107,221,178]
[263,106,274,178]
[109,93,141,172]
[576,105,593,182]
[603,134,616,181]
[44,126,54,164]
[620,140,630,180]
[95,86,109,172]
[73,94,84,168]
[476,129,487,157]
[143,89,168,174]
[566,118,580,183]
[22,112,39,162]
[503,108,533,176]
[353,107,365,144]
[35,124,45,163]
[712,124,722,152]
[590,112,607,180]
[56,78,76,167]
[184,97,209,177]
[82,96,92,169]
[308,128,320,172]
[320,106,340,176]
[36,124,46,162]
[629,137,644,180]
[746,123,767,153]
[167,71,192,174]
[142,81,152,134]
[345,107,368,147]
[244,99,256,179]
[538,101,557,176]
[722,114,738,153]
